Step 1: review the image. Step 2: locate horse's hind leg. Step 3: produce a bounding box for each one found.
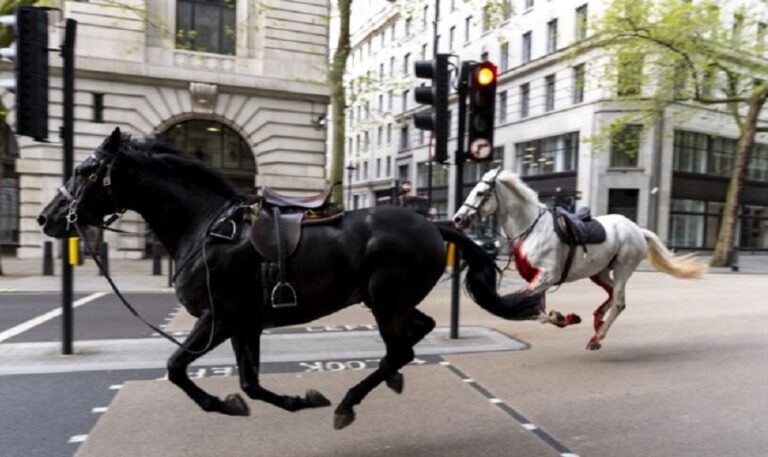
[385,308,436,394]
[231,332,331,412]
[166,311,248,415]
[587,269,614,350]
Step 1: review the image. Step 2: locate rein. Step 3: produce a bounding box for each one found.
[60,154,219,355]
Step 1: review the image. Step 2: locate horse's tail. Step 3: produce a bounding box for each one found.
[641,229,707,279]
[436,225,540,320]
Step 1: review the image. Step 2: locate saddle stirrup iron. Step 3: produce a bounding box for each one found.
[270,207,298,308]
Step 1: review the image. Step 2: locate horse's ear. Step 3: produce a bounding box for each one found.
[106,127,122,153]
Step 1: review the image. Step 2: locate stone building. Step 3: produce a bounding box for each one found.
[343,0,768,251]
[1,0,330,258]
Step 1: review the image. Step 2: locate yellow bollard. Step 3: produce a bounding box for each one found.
[446,242,455,268]
[68,237,79,266]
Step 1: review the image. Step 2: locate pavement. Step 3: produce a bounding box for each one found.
[1,251,767,293]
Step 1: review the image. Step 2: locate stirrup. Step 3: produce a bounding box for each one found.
[271,282,298,308]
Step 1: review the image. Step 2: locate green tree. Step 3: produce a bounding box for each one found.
[580,0,768,266]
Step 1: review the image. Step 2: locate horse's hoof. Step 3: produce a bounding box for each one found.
[586,337,602,351]
[334,411,356,430]
[305,389,331,408]
[386,372,404,394]
[223,394,250,416]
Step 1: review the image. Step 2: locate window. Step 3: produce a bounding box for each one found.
[617,56,643,96]
[376,158,381,178]
[546,19,558,53]
[575,4,588,41]
[525,0,534,10]
[399,126,410,151]
[449,26,456,50]
[465,16,472,42]
[386,124,392,145]
[389,57,395,76]
[405,17,412,36]
[162,119,255,190]
[388,91,393,111]
[377,126,383,146]
[520,83,530,118]
[363,161,368,180]
[500,42,509,71]
[390,23,396,41]
[503,0,512,21]
[399,164,410,182]
[572,64,585,103]
[386,157,392,177]
[421,43,428,60]
[673,130,708,173]
[423,5,429,28]
[481,51,489,62]
[522,31,532,63]
[498,91,508,123]
[176,0,236,55]
[610,124,641,168]
[759,22,767,47]
[673,130,744,178]
[402,90,409,112]
[378,94,384,112]
[516,132,579,176]
[544,74,555,111]
[403,53,410,75]
[669,199,706,248]
[482,5,491,32]
[749,144,768,181]
[92,93,104,123]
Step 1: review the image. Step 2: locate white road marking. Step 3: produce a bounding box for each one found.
[439,361,451,366]
[489,398,503,404]
[522,423,537,430]
[68,435,87,443]
[0,292,107,343]
[91,407,108,413]
[108,384,122,390]
[462,378,474,383]
[561,454,580,457]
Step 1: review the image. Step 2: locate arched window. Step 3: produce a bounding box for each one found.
[162,120,256,191]
[176,0,236,55]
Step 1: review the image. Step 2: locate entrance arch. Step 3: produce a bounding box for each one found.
[161,119,256,191]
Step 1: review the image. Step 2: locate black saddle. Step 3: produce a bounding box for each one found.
[552,207,606,248]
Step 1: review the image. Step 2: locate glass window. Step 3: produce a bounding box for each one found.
[520,83,530,118]
[572,64,585,103]
[617,56,642,96]
[575,4,588,41]
[465,16,472,42]
[749,143,768,182]
[709,136,735,176]
[176,0,236,55]
[500,42,509,71]
[516,132,579,176]
[610,124,641,168]
[522,31,532,63]
[544,74,555,111]
[498,91,508,123]
[162,120,255,190]
[673,130,708,173]
[546,19,558,53]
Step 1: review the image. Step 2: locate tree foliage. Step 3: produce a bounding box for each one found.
[577,0,768,266]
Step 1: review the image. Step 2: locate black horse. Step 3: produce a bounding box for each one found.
[38,128,540,429]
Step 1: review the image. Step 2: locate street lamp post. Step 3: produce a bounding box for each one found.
[346,161,357,210]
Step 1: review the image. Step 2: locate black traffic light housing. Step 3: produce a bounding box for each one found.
[0,7,49,141]
[467,61,497,162]
[413,53,449,162]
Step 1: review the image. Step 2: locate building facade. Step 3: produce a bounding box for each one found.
[1,0,330,258]
[343,0,768,251]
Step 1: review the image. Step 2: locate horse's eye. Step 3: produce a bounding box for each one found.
[477,191,485,197]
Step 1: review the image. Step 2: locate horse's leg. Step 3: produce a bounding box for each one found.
[587,269,614,349]
[591,265,633,349]
[231,332,331,411]
[166,311,248,415]
[527,272,580,328]
[384,308,436,394]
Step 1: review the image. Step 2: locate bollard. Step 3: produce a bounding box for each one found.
[730,247,740,272]
[152,241,162,276]
[42,241,54,276]
[167,256,174,288]
[98,242,109,276]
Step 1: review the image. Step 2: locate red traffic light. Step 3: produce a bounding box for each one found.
[474,62,497,87]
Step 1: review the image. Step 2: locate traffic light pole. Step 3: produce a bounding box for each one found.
[61,19,76,355]
[427,0,440,209]
[450,61,471,340]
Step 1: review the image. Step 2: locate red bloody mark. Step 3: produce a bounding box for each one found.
[590,275,613,332]
[511,242,540,283]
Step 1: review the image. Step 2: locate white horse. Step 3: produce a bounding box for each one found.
[453,168,707,350]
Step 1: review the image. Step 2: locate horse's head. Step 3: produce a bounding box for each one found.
[453,167,502,229]
[38,127,128,238]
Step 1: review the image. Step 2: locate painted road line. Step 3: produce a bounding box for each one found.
[91,407,108,414]
[0,292,107,343]
[68,435,88,443]
[109,384,122,390]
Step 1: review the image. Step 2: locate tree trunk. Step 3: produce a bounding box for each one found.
[710,92,768,266]
[328,0,352,207]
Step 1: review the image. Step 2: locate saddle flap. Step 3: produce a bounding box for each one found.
[553,207,607,245]
[250,211,304,261]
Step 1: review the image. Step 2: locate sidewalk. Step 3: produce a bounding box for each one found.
[0,251,766,294]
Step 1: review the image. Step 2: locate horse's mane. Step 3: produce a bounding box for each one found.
[114,135,240,200]
[496,169,541,206]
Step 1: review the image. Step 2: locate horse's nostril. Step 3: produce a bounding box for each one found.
[37,215,47,227]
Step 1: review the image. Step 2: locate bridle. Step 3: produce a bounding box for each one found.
[59,154,126,232]
[460,168,502,214]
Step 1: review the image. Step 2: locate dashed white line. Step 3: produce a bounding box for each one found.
[109,384,123,390]
[439,361,451,366]
[522,423,538,430]
[91,407,108,414]
[68,435,88,443]
[489,398,503,404]
[461,378,474,383]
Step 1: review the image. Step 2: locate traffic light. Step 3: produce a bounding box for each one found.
[467,61,497,162]
[413,53,449,162]
[0,7,49,141]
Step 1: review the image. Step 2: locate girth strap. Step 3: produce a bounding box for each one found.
[269,207,298,308]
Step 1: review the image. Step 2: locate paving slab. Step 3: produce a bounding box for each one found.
[74,366,559,457]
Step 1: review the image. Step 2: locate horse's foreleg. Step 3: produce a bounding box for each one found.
[527,272,580,328]
[383,308,436,394]
[166,311,247,415]
[231,333,331,412]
